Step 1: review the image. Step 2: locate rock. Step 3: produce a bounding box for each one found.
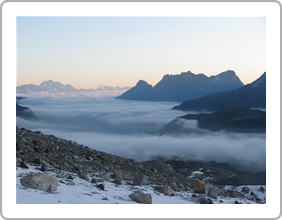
[113,178,122,185]
[56,170,68,178]
[133,174,150,186]
[234,200,241,204]
[20,172,59,192]
[129,190,152,204]
[258,186,265,193]
[198,195,213,204]
[114,170,124,179]
[20,161,29,169]
[102,197,108,201]
[91,178,97,183]
[163,185,175,196]
[40,161,53,171]
[241,186,250,194]
[85,156,94,161]
[207,187,218,199]
[97,184,105,190]
[193,179,205,193]
[191,194,198,198]
[78,172,90,182]
[34,158,41,165]
[67,174,74,180]
[99,173,110,180]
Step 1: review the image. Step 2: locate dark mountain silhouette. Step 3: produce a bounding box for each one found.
[173,72,266,111]
[16,103,38,121]
[116,70,244,102]
[160,106,266,134]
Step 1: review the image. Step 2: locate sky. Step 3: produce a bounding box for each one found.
[17,17,266,89]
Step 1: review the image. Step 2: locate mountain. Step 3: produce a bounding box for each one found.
[173,72,266,111]
[116,70,244,102]
[17,80,131,97]
[16,102,38,121]
[159,106,266,134]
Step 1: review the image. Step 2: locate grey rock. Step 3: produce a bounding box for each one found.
[207,187,218,199]
[78,172,90,182]
[20,172,59,192]
[56,170,68,178]
[133,174,150,186]
[198,195,213,204]
[91,178,97,183]
[258,186,265,193]
[163,185,175,196]
[129,190,152,204]
[114,170,124,179]
[241,186,250,194]
[20,161,29,169]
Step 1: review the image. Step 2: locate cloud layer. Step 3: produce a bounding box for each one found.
[17,96,266,172]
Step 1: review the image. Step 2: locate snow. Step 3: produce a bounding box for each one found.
[16,165,266,205]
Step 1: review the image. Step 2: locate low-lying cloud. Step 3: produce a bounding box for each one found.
[17,96,266,172]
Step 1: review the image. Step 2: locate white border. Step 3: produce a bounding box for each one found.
[2,2,280,219]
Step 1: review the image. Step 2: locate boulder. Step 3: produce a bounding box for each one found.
[56,170,68,178]
[133,174,150,186]
[114,170,124,179]
[78,172,90,182]
[20,172,59,192]
[193,179,205,193]
[241,186,250,194]
[258,186,265,193]
[97,184,105,191]
[163,185,175,196]
[198,195,213,204]
[129,190,152,204]
[207,187,218,199]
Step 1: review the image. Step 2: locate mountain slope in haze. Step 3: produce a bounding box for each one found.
[173,72,266,111]
[16,103,38,121]
[159,106,266,134]
[17,80,131,97]
[116,70,244,102]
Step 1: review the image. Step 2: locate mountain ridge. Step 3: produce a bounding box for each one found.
[116,70,244,102]
[17,80,131,97]
[173,72,266,111]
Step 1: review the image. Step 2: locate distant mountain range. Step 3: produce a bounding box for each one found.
[17,80,131,97]
[173,72,266,112]
[159,106,266,135]
[116,70,244,102]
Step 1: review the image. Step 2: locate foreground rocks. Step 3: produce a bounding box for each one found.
[20,173,59,192]
[129,190,152,204]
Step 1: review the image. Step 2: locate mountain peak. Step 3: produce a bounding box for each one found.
[40,80,61,87]
[136,80,151,87]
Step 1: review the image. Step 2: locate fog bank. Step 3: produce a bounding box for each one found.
[17,96,266,172]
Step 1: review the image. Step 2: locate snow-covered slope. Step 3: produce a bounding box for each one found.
[17,165,265,204]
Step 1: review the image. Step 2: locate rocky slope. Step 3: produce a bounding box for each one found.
[16,127,266,204]
[173,72,266,111]
[116,70,243,102]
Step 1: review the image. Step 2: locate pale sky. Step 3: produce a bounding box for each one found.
[17,17,265,89]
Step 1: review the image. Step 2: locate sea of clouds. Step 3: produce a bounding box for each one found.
[17,96,266,172]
